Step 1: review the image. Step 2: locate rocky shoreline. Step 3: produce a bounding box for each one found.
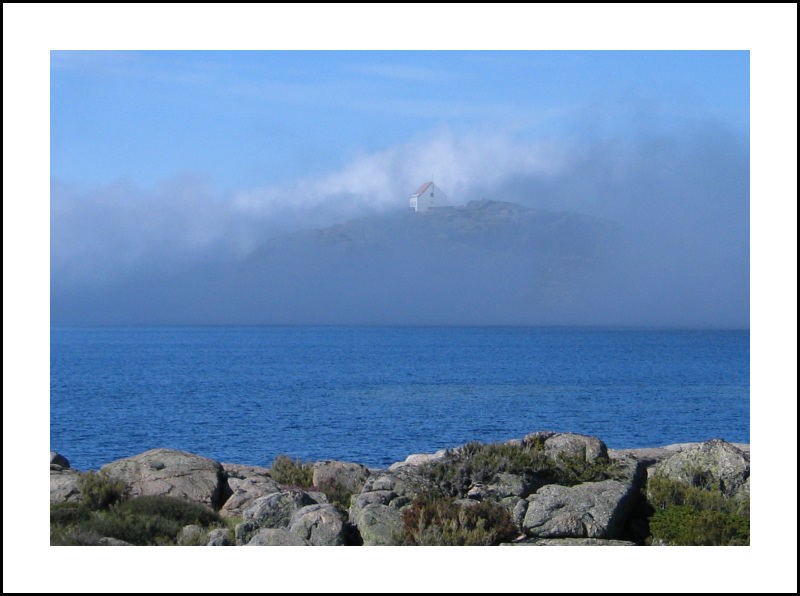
[50,432,750,546]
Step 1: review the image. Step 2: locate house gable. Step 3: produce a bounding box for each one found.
[410,182,447,212]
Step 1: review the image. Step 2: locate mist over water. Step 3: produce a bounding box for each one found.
[50,125,749,328]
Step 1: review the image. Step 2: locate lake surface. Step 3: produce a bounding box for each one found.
[50,326,749,471]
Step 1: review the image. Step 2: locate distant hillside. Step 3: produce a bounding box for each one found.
[248,199,620,263]
[232,200,625,325]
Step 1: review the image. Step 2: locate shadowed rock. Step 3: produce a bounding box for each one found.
[50,452,71,469]
[247,528,310,546]
[220,463,281,518]
[206,528,233,546]
[288,503,346,546]
[312,460,371,497]
[236,489,326,544]
[348,466,436,545]
[348,503,404,546]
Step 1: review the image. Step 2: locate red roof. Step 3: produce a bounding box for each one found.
[411,182,432,196]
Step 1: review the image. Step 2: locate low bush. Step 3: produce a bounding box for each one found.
[50,526,105,546]
[114,495,220,527]
[270,455,314,488]
[649,505,750,546]
[423,441,615,498]
[79,509,184,546]
[50,495,223,546]
[77,470,128,510]
[317,478,356,521]
[645,475,749,545]
[399,493,517,546]
[50,502,93,526]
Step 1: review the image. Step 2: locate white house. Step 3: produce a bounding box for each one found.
[409,182,448,212]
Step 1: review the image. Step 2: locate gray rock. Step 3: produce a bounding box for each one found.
[466,483,490,500]
[357,467,434,507]
[219,473,281,518]
[304,490,329,505]
[50,468,82,504]
[234,520,261,545]
[388,449,450,470]
[50,452,70,468]
[649,438,750,498]
[177,524,206,546]
[288,503,345,546]
[523,430,557,445]
[348,503,404,546]
[543,433,609,464]
[497,496,527,530]
[100,448,227,509]
[97,537,133,546]
[351,489,397,510]
[242,490,316,542]
[312,460,370,497]
[522,478,639,539]
[348,466,435,545]
[222,462,272,478]
[502,538,636,546]
[206,528,233,546]
[247,528,310,546]
[486,473,534,498]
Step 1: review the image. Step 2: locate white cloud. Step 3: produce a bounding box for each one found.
[232,127,562,218]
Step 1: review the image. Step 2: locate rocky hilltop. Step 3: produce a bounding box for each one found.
[231,200,625,325]
[50,433,750,546]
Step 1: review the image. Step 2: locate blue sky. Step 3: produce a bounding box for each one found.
[50,49,750,193]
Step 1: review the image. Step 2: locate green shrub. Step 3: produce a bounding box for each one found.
[400,493,518,546]
[423,441,614,498]
[649,505,750,546]
[270,454,314,488]
[645,475,750,545]
[50,526,105,546]
[548,453,617,485]
[77,470,128,510]
[113,495,220,527]
[50,502,93,526]
[647,475,730,512]
[80,510,184,545]
[50,495,223,546]
[317,478,356,521]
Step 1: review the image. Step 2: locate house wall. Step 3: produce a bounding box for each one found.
[413,183,447,212]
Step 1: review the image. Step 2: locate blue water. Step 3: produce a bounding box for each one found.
[50,326,749,472]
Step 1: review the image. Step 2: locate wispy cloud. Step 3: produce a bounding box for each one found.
[50,50,214,85]
[233,126,562,217]
[342,61,456,83]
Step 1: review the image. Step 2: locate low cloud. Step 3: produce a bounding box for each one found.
[51,124,749,328]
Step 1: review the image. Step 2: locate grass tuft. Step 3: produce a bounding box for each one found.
[399,492,518,546]
[269,455,315,488]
